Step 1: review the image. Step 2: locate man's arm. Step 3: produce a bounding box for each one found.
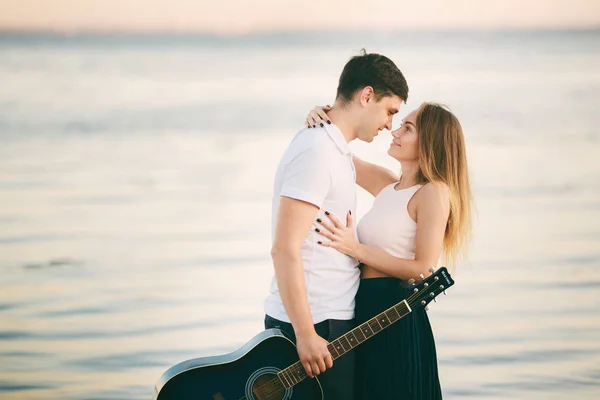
[270,196,319,338]
[271,196,333,377]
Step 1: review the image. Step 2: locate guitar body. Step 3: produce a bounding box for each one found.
[153,329,323,400]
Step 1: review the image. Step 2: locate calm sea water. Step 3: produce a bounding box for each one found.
[0,30,599,399]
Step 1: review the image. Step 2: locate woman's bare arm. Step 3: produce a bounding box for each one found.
[353,155,398,197]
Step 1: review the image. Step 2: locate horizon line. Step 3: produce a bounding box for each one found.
[0,25,599,37]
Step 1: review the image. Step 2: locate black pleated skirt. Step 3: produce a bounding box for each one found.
[355,277,443,400]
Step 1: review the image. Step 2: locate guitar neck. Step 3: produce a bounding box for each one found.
[329,299,412,359]
[277,299,412,388]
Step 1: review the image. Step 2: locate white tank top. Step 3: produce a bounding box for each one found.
[357,183,423,260]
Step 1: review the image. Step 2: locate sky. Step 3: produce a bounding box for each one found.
[0,0,599,34]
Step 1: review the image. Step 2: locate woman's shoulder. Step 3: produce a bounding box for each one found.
[419,181,450,195]
[415,182,451,210]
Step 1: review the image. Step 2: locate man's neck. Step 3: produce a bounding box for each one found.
[327,102,358,143]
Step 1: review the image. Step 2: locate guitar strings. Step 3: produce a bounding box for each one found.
[249,284,436,399]
[245,281,440,400]
[252,285,433,400]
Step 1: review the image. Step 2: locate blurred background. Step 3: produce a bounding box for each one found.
[0,1,599,399]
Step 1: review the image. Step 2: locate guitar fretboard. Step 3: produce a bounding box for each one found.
[277,299,412,388]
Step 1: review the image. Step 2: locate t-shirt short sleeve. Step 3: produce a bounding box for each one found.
[280,147,331,208]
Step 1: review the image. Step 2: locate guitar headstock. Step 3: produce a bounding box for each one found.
[405,267,454,310]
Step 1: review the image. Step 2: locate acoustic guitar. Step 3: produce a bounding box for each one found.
[153,266,454,400]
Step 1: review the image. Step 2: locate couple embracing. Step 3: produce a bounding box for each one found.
[264,50,472,400]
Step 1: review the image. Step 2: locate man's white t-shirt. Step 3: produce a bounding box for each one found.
[264,123,360,324]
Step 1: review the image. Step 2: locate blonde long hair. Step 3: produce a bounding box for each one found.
[414,103,473,267]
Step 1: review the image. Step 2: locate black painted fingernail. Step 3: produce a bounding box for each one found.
[349,210,352,215]
[325,211,330,215]
[318,241,322,245]
[307,125,311,129]
[320,123,324,127]
[327,120,331,125]
[315,228,320,233]
[316,218,322,223]
[313,124,316,128]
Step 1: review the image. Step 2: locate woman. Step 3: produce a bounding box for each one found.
[304,102,472,399]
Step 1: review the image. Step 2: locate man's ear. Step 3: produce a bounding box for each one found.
[359,86,374,106]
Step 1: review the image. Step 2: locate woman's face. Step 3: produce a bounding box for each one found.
[388,109,419,162]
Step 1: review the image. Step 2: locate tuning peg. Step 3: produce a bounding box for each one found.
[419,274,425,280]
[408,278,415,285]
[429,267,436,273]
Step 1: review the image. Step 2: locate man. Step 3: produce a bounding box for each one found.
[264,50,409,399]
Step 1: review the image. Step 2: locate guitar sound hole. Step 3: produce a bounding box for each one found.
[251,373,286,400]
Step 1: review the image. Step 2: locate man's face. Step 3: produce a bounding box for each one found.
[356,94,402,143]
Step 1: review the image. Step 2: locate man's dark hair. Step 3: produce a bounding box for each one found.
[336,49,408,104]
